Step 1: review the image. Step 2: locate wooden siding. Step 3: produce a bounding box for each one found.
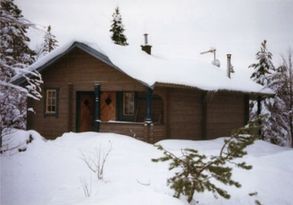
[167,87,202,140]
[163,87,247,140]
[100,122,146,141]
[28,47,248,141]
[206,92,246,139]
[29,47,146,139]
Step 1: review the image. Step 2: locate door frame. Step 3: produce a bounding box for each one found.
[76,91,95,132]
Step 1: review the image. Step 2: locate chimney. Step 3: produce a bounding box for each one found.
[226,54,234,78]
[141,33,152,55]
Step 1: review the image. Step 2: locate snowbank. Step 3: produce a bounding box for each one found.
[0,129,45,154]
[1,130,293,205]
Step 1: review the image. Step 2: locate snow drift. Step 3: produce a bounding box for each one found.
[1,130,293,205]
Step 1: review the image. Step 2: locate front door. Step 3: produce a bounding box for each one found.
[100,92,116,121]
[76,92,95,132]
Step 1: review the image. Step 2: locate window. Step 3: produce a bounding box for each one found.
[123,92,135,116]
[45,89,58,115]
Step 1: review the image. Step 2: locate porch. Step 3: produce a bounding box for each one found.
[100,121,166,143]
[76,85,166,143]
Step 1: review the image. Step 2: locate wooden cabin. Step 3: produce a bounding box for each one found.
[18,42,262,143]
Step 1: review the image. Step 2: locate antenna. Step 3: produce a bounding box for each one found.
[200,48,220,67]
[200,48,216,61]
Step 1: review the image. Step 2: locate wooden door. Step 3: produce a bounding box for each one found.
[100,92,116,121]
[77,92,94,132]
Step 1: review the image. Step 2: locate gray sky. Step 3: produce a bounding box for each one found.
[17,0,293,74]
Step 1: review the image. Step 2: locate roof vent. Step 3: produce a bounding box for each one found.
[141,33,152,55]
[200,48,221,67]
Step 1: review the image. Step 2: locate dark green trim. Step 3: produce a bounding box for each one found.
[94,85,101,131]
[75,91,95,132]
[43,87,59,118]
[145,88,153,123]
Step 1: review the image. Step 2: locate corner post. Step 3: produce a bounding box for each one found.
[257,96,262,138]
[201,91,207,140]
[67,83,73,132]
[94,84,101,131]
[244,94,249,125]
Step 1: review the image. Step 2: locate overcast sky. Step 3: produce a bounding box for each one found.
[17,0,293,74]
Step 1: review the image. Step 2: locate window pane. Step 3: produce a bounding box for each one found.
[46,89,57,114]
[123,92,135,115]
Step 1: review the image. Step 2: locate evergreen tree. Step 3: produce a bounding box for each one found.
[249,40,275,140]
[249,40,275,86]
[40,25,58,55]
[264,52,293,147]
[0,0,42,151]
[152,120,260,203]
[0,0,35,66]
[109,7,128,46]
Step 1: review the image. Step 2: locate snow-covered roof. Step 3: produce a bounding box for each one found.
[16,40,273,95]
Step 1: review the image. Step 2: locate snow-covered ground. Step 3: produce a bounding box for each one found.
[1,130,293,205]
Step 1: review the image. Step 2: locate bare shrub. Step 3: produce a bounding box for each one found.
[81,142,112,180]
[80,176,92,198]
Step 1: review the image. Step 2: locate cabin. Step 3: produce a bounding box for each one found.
[16,41,271,143]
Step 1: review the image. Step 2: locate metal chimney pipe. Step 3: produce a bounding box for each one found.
[141,33,152,55]
[144,33,148,45]
[227,54,232,78]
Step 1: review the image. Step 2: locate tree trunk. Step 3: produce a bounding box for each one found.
[0,127,2,151]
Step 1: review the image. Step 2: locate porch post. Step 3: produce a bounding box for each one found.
[257,96,262,116]
[94,84,101,131]
[257,96,262,138]
[145,87,153,123]
[144,87,153,143]
[244,94,249,125]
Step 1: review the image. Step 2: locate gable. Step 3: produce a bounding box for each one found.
[13,42,148,88]
[41,47,147,91]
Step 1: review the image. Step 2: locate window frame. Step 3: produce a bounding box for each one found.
[44,88,59,117]
[117,91,136,121]
[122,92,135,116]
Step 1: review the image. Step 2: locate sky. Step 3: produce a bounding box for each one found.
[16,0,293,76]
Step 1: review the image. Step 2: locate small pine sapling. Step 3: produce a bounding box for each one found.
[109,7,128,46]
[42,25,58,54]
[152,119,260,203]
[249,40,275,86]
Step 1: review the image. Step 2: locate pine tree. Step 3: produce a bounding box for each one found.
[0,0,42,151]
[249,40,275,86]
[40,25,58,55]
[0,0,35,66]
[109,7,128,46]
[152,119,260,203]
[264,52,293,147]
[249,40,275,140]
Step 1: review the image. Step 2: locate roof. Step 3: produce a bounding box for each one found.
[13,40,273,95]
